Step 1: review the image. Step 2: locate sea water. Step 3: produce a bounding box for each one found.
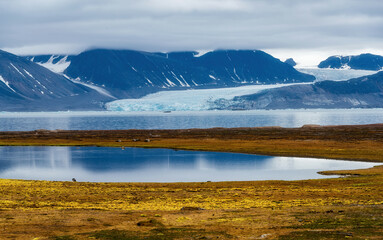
[0,108,383,131]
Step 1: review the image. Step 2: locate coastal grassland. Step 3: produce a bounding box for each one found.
[1,124,383,239]
[1,166,383,239]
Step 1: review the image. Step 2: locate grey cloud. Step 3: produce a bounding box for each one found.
[1,0,382,55]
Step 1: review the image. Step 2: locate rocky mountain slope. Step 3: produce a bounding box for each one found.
[0,50,112,111]
[318,53,383,71]
[62,49,315,98]
[218,71,383,109]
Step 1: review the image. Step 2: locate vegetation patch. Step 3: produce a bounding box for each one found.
[50,236,76,240]
[1,125,383,238]
[278,230,354,240]
[88,228,230,240]
[284,206,383,239]
[136,219,165,227]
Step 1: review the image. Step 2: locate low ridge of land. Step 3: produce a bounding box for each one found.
[1,124,383,162]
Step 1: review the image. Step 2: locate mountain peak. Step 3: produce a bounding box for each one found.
[284,58,297,67]
[62,49,315,99]
[0,49,113,111]
[318,53,383,71]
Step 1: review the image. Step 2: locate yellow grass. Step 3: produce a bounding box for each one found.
[1,126,383,239]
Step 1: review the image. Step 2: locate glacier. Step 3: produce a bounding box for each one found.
[106,68,378,112]
[297,67,376,82]
[106,84,302,111]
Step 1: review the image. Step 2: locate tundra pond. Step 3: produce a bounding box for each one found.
[0,146,378,182]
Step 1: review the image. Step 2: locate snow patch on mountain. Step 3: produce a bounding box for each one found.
[194,50,211,57]
[63,75,116,99]
[23,69,35,79]
[35,55,71,73]
[10,63,26,78]
[0,75,16,93]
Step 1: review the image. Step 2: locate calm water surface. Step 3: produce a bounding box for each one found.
[0,109,383,131]
[0,146,378,182]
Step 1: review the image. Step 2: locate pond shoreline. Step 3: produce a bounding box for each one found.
[1,123,383,162]
[1,124,383,239]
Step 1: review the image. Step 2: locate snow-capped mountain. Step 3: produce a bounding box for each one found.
[217,71,383,109]
[0,50,112,111]
[318,53,383,71]
[63,49,315,98]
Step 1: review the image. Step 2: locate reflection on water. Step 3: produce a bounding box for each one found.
[0,146,379,182]
[0,109,383,131]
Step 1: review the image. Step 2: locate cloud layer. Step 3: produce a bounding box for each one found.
[1,0,383,64]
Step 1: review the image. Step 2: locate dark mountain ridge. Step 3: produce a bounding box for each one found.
[63,49,316,98]
[0,50,112,111]
[220,71,383,109]
[318,53,383,71]
[25,55,74,64]
[2,48,318,111]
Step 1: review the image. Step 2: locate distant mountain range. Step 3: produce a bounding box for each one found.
[0,50,112,111]
[28,49,315,99]
[4,48,383,111]
[217,71,383,110]
[318,53,383,71]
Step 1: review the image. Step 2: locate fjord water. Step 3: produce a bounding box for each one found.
[1,108,383,131]
[0,146,378,182]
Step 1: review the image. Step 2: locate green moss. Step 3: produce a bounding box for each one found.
[50,236,76,240]
[286,206,383,239]
[90,230,140,240]
[278,230,355,240]
[136,219,165,227]
[301,211,383,230]
[88,228,231,240]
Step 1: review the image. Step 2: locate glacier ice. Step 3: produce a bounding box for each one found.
[106,83,306,112]
[106,68,379,112]
[297,67,376,82]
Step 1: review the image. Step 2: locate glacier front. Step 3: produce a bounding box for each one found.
[106,83,309,111]
[106,68,378,112]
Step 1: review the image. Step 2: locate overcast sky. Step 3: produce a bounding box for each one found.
[1,0,383,66]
